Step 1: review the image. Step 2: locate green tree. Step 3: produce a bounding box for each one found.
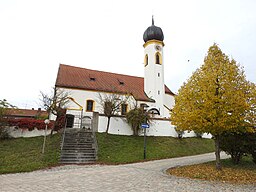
[126,107,150,136]
[0,99,15,123]
[171,44,256,170]
[0,99,15,139]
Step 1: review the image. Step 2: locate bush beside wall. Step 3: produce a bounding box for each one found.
[7,118,54,131]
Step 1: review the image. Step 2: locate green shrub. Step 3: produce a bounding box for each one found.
[0,127,12,140]
[245,132,256,164]
[220,132,256,164]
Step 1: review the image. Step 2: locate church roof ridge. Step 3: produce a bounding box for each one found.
[56,64,174,102]
[59,63,144,79]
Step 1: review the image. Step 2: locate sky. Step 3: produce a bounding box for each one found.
[1,0,256,109]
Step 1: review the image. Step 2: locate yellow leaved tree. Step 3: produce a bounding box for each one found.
[171,43,256,170]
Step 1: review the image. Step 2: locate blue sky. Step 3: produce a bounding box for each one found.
[1,0,256,108]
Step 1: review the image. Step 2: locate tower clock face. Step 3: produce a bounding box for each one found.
[155,45,161,51]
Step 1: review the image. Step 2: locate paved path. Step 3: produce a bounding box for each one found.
[1,152,255,192]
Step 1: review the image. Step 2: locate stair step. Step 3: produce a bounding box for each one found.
[61,156,96,159]
[65,133,93,138]
[63,143,93,145]
[62,146,93,149]
[60,158,96,161]
[60,158,95,160]
[60,127,97,164]
[60,160,96,164]
[63,140,94,142]
[62,145,94,148]
[61,149,95,152]
[64,132,92,134]
[63,141,93,143]
[61,153,96,156]
[62,146,95,149]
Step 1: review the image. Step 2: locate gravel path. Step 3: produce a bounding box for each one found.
[1,152,255,192]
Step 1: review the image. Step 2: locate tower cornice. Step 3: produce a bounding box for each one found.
[143,40,165,48]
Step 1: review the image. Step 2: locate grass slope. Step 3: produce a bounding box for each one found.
[0,133,215,174]
[0,134,61,174]
[96,133,215,163]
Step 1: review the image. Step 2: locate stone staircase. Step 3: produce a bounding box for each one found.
[60,128,98,164]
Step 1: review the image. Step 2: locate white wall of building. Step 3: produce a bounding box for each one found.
[60,87,138,115]
[6,126,56,138]
[144,42,165,116]
[55,87,210,138]
[96,115,202,138]
[98,116,134,135]
[98,115,177,136]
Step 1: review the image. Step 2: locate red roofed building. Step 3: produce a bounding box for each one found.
[6,108,48,119]
[53,18,178,136]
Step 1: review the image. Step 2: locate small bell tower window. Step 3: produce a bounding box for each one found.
[155,52,162,64]
[144,54,148,67]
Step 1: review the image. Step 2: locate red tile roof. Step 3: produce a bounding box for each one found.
[6,108,48,119]
[55,64,175,102]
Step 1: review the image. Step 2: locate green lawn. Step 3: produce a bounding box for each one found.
[0,134,61,174]
[96,133,215,163]
[0,133,215,174]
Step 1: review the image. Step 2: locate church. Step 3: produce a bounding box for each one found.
[54,18,194,137]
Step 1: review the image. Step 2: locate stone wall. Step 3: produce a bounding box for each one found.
[5,126,56,138]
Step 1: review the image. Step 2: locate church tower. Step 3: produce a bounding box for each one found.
[143,17,165,115]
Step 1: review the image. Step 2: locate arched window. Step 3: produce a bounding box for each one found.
[155,52,162,64]
[86,100,94,112]
[144,54,148,67]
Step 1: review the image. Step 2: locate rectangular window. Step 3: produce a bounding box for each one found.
[121,104,128,115]
[86,100,94,111]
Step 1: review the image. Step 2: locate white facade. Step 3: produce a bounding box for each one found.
[144,41,165,116]
[54,87,178,137]
[52,20,206,138]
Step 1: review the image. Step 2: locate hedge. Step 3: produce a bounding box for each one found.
[7,118,54,131]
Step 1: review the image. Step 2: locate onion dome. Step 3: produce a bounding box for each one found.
[143,16,164,43]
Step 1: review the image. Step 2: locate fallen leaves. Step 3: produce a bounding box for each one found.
[167,160,256,185]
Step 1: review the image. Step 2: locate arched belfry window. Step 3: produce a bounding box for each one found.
[155,52,162,64]
[144,54,148,67]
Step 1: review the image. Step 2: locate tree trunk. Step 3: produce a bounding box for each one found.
[106,116,111,133]
[214,134,222,170]
[133,125,138,136]
[50,117,58,135]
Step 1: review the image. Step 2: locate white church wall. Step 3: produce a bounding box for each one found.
[183,130,196,137]
[57,88,207,138]
[59,88,102,112]
[202,133,213,139]
[97,115,178,137]
[164,94,175,110]
[98,116,134,135]
[141,119,178,137]
[59,87,138,115]
[163,107,171,119]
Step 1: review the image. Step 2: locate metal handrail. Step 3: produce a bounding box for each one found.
[61,120,67,151]
[92,130,98,160]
